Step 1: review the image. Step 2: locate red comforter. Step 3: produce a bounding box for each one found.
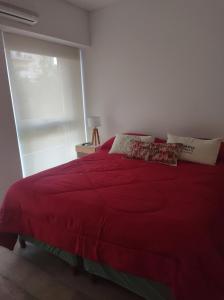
[0,147,224,300]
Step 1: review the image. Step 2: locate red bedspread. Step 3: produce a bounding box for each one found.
[0,148,224,300]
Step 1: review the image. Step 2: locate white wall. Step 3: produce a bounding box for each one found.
[0,33,22,201]
[0,0,90,201]
[0,0,90,47]
[85,0,224,141]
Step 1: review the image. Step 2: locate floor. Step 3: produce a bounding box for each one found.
[0,242,143,300]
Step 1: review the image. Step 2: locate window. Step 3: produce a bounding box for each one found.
[4,32,85,177]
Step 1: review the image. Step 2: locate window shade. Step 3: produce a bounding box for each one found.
[4,32,85,177]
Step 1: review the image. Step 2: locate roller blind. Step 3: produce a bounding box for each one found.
[4,32,85,177]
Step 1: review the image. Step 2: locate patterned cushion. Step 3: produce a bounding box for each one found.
[167,133,221,166]
[109,134,154,155]
[127,140,151,160]
[127,141,183,166]
[147,143,183,166]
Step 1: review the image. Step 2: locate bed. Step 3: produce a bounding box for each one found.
[0,137,224,300]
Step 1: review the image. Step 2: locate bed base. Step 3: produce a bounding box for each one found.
[72,255,99,282]
[19,235,100,283]
[72,255,84,276]
[18,235,172,300]
[19,236,27,249]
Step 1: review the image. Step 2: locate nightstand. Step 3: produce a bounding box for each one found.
[75,144,99,158]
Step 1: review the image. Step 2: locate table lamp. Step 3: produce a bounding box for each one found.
[87,116,101,146]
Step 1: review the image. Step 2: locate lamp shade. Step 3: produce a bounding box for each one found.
[87,116,101,128]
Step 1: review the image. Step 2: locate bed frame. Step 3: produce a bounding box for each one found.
[19,235,173,300]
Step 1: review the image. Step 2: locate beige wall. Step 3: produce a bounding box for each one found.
[85,0,224,142]
[0,33,22,200]
[0,0,90,47]
[0,0,89,201]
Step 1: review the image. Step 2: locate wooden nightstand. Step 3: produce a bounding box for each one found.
[75,144,99,158]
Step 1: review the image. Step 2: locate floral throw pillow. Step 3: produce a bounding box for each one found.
[147,143,183,166]
[127,140,151,160]
[109,134,154,155]
[127,141,183,165]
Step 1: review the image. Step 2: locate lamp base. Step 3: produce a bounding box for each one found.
[91,128,100,146]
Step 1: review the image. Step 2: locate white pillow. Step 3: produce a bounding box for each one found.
[109,134,154,154]
[167,133,221,165]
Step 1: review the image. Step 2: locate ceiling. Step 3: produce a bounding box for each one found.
[66,0,119,11]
